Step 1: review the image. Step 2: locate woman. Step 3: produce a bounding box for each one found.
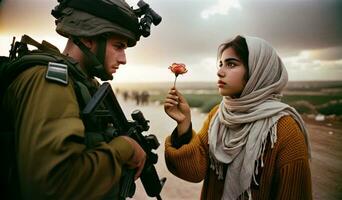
[164,35,312,200]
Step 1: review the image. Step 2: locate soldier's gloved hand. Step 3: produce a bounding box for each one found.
[121,136,146,180]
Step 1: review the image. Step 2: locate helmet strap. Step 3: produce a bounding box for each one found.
[72,37,112,81]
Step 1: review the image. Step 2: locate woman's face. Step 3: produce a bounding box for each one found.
[217,47,247,98]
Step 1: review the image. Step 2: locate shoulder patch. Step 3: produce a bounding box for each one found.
[45,62,68,85]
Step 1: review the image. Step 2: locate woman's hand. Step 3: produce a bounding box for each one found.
[164,87,191,135]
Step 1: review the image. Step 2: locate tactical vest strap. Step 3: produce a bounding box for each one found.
[1,53,67,93]
[73,80,92,109]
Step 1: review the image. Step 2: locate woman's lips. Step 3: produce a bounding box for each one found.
[217,80,226,88]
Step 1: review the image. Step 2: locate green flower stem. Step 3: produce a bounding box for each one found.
[173,74,179,88]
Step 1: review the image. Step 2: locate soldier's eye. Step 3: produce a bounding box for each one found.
[113,43,127,50]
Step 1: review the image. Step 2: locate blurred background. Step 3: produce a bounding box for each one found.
[1,0,341,199]
[1,0,340,116]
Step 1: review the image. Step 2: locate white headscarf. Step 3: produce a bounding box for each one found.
[208,36,311,200]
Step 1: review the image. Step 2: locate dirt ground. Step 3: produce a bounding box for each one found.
[119,98,342,200]
[305,119,342,200]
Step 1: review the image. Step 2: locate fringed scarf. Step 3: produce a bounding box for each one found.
[208,36,311,200]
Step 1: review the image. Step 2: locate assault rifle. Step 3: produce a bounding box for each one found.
[82,82,166,200]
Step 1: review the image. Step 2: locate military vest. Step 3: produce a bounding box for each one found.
[0,35,104,199]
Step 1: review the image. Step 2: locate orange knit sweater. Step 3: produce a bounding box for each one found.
[165,106,312,200]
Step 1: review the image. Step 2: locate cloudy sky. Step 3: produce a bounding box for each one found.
[0,0,341,83]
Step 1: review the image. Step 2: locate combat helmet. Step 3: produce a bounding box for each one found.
[51,0,161,80]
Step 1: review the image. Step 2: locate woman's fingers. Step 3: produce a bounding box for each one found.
[174,90,186,103]
[168,88,186,103]
[164,98,178,105]
[165,91,179,106]
[165,96,179,102]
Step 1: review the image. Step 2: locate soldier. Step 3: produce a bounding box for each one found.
[2,0,160,199]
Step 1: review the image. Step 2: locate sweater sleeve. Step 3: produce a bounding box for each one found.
[5,66,134,200]
[170,123,193,148]
[164,105,219,183]
[274,116,312,200]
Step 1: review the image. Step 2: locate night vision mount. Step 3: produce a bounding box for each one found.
[134,0,162,37]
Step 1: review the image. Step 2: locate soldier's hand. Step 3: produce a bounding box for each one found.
[121,136,146,180]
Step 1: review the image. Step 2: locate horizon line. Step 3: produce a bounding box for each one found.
[110,80,342,84]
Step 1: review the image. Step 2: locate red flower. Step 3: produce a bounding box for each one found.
[169,63,188,76]
[169,63,188,88]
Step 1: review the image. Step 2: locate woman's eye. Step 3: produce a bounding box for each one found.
[218,61,237,69]
[227,63,236,68]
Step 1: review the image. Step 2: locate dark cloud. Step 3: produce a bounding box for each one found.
[131,0,342,65]
[1,0,341,65]
[239,0,342,51]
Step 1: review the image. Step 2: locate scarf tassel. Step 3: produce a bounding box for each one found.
[209,153,225,180]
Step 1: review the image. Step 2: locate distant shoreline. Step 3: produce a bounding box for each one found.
[111,80,342,91]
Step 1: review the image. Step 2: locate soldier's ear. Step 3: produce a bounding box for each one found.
[80,38,97,52]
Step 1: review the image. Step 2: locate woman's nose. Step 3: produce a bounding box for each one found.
[217,68,224,78]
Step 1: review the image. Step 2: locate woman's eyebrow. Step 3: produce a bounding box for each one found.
[223,57,241,63]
